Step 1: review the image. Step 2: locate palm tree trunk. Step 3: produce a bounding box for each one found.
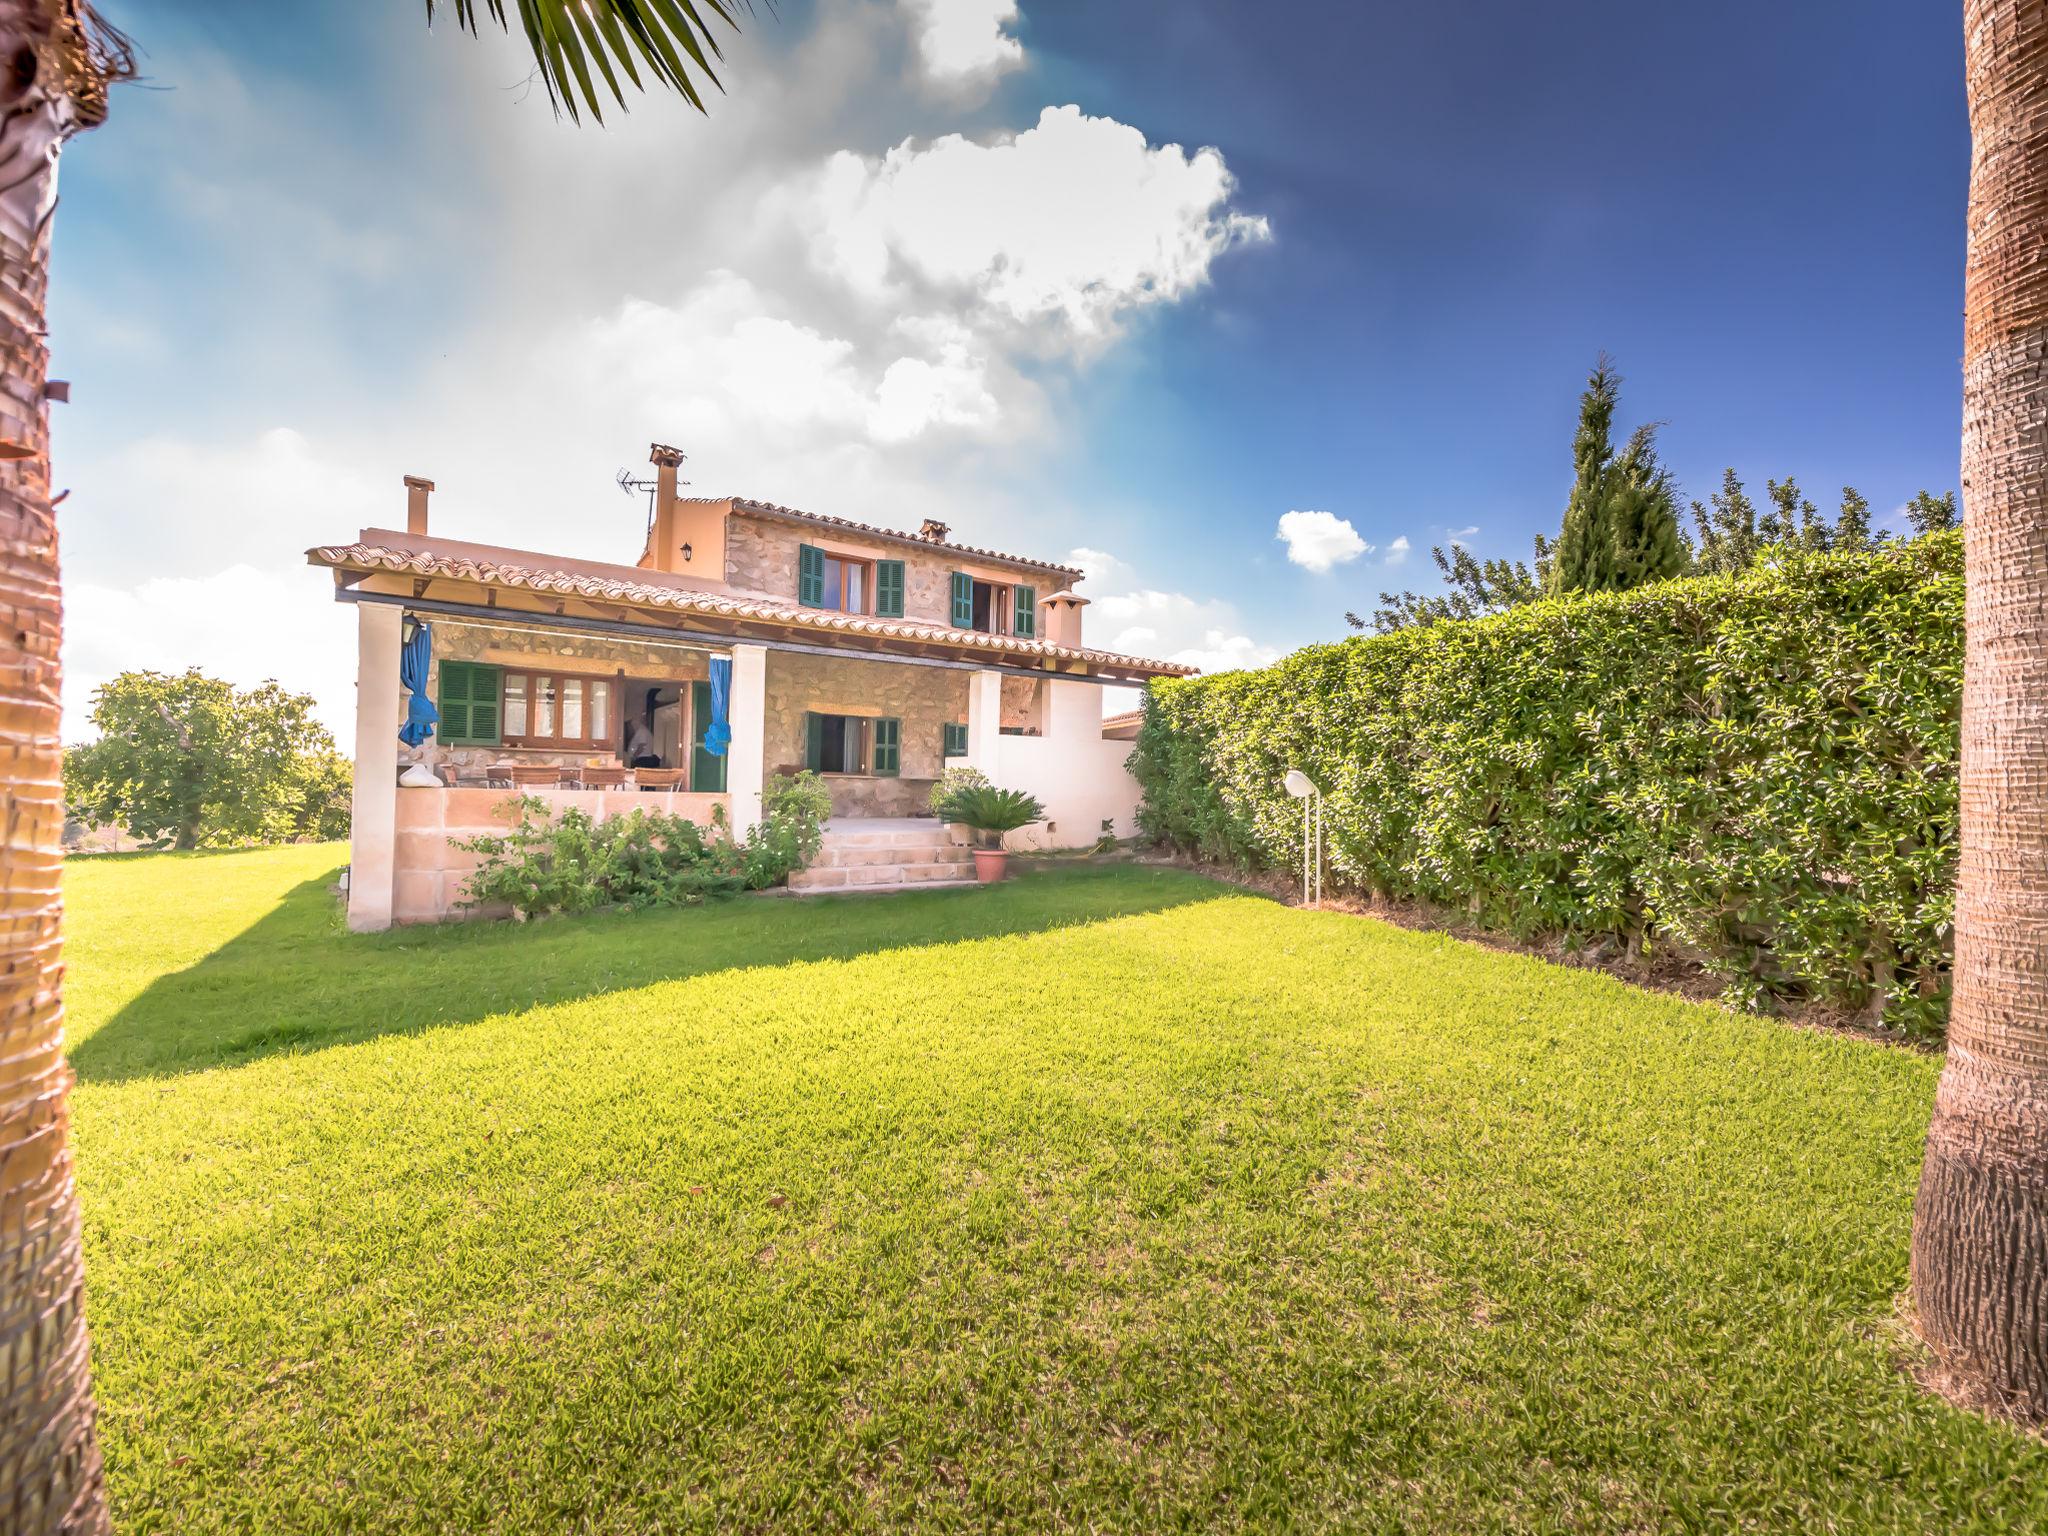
[0,4,117,1531]
[1910,0,2048,1424]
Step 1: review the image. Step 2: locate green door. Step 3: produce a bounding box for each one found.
[690,679,727,792]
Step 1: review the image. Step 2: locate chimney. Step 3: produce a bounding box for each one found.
[403,475,434,536]
[1043,590,1088,649]
[918,518,950,543]
[648,443,685,567]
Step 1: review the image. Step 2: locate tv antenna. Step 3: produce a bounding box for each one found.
[617,463,687,535]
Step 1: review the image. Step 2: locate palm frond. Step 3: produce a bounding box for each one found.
[425,0,752,123]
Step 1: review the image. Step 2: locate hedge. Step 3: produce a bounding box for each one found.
[1132,532,1963,1037]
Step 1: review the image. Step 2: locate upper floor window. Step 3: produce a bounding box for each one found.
[950,574,1037,637]
[799,544,907,618]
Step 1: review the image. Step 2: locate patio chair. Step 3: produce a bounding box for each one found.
[632,768,686,792]
[484,762,518,788]
[580,767,629,789]
[509,764,563,789]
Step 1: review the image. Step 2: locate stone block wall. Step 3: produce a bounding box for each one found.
[763,650,968,817]
[724,514,1074,634]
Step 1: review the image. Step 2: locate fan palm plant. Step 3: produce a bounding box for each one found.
[0,4,752,1530]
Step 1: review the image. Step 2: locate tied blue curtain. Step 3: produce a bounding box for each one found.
[398,619,439,746]
[705,656,732,757]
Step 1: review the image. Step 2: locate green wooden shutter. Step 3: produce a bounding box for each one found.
[876,559,905,618]
[872,717,901,777]
[798,544,826,607]
[438,662,503,746]
[950,571,974,628]
[943,722,967,758]
[690,679,727,792]
[804,711,825,771]
[1013,585,1036,638]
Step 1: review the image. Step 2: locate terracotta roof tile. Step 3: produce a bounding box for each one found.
[307,543,1196,678]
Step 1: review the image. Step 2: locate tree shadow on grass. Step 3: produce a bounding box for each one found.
[71,863,1228,1086]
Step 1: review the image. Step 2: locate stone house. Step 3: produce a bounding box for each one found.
[313,446,1194,929]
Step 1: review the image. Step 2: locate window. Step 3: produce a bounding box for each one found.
[950,572,1010,634]
[949,574,1036,636]
[799,543,872,614]
[804,713,901,777]
[477,666,617,750]
[942,722,968,758]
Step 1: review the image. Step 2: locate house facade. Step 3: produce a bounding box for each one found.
[314,447,1194,930]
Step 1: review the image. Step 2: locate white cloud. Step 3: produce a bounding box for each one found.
[1063,544,1278,682]
[1276,509,1369,572]
[64,564,355,743]
[56,6,1277,744]
[805,105,1269,346]
[902,0,1024,86]
[1447,525,1478,546]
[1384,535,1412,565]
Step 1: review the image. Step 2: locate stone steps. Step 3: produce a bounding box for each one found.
[789,819,979,893]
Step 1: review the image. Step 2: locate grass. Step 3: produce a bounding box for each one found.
[67,845,2048,1533]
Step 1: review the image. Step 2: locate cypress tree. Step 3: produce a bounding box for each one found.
[1549,357,1690,595]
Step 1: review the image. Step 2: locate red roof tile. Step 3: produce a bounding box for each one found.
[307,542,1196,678]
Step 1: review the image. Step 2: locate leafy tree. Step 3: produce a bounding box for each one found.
[64,671,352,850]
[1906,488,1960,535]
[1548,358,1690,595]
[1690,468,1762,574]
[1350,538,1550,633]
[1834,486,1875,552]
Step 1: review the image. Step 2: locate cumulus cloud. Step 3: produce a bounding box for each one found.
[805,105,1270,346]
[1384,535,1412,565]
[1062,546,1277,679]
[902,0,1024,86]
[64,564,355,743]
[1276,509,1369,572]
[57,5,1275,741]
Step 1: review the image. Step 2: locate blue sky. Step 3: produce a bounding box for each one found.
[52,0,1965,737]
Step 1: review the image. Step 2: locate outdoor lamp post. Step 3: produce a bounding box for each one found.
[1283,768,1322,908]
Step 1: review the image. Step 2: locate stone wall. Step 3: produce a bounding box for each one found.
[392,784,728,924]
[400,620,712,772]
[764,650,968,817]
[724,514,1074,635]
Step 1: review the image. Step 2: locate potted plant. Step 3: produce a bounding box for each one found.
[937,785,1046,882]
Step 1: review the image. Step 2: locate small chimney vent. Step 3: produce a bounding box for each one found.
[918,518,950,543]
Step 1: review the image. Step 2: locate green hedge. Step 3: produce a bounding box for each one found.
[1133,532,1963,1036]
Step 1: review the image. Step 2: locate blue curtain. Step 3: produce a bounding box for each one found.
[705,656,732,757]
[398,620,440,746]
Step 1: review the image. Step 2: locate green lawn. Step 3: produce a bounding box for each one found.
[68,846,2047,1533]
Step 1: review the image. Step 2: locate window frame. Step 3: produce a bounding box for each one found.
[800,542,875,616]
[496,666,619,752]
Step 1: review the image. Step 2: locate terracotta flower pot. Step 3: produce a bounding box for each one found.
[972,849,1009,883]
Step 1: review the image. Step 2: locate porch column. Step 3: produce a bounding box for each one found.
[348,602,403,932]
[728,642,768,834]
[964,668,1004,781]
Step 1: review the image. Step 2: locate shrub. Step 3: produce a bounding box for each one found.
[1132,532,1963,1037]
[928,764,990,818]
[940,786,1046,849]
[457,772,832,919]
